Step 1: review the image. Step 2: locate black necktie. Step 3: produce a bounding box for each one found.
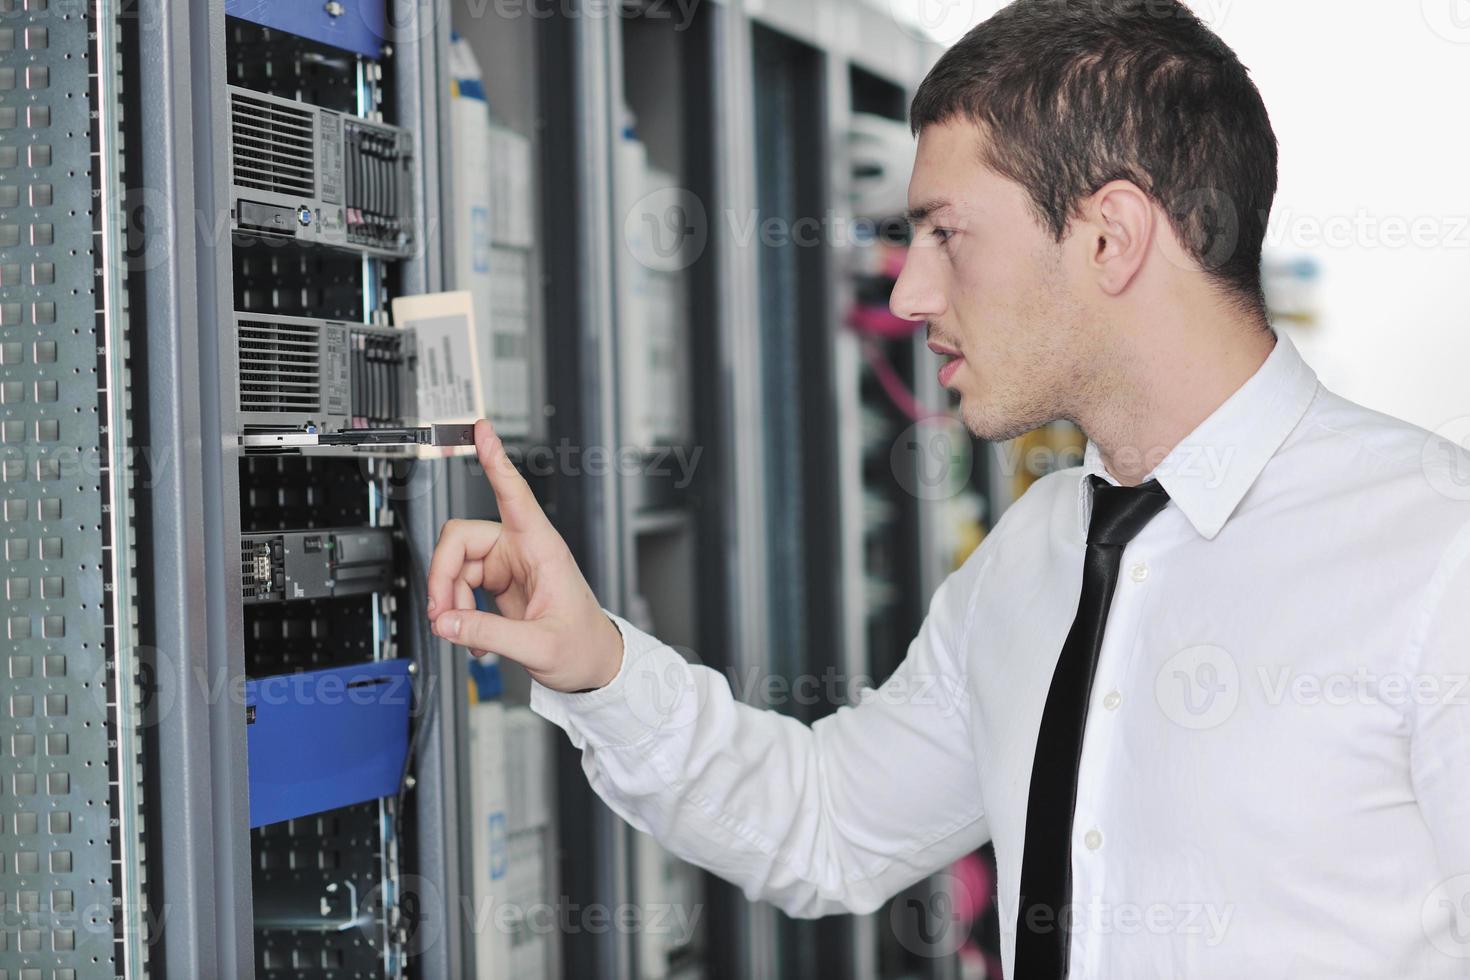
[1014,474,1172,978]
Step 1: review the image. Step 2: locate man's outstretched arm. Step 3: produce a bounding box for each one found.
[428,420,992,917]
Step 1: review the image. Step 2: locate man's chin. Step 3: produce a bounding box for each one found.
[956,398,1052,444]
[954,397,999,441]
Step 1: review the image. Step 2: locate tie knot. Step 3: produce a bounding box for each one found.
[1086,474,1171,547]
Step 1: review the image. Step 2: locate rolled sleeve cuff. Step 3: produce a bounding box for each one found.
[529,610,688,749]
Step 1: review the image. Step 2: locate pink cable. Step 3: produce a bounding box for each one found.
[860,338,944,423]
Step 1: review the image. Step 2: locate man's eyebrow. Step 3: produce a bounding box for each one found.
[906,200,953,224]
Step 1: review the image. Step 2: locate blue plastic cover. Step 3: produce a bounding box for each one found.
[245,658,413,828]
[225,0,390,58]
[467,657,503,701]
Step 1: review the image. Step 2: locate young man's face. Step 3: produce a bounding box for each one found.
[892,118,1097,442]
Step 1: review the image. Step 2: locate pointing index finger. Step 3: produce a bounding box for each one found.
[474,419,549,531]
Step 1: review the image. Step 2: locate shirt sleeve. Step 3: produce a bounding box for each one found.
[1408,516,1470,885]
[529,545,995,919]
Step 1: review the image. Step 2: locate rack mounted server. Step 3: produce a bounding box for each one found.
[237,312,416,433]
[229,86,416,259]
[241,528,396,604]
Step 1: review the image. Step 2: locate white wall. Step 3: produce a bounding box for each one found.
[882,0,1470,433]
[1222,0,1470,433]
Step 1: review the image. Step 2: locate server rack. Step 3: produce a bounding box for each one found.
[0,3,147,978]
[729,5,955,980]
[9,1,952,977]
[123,0,469,975]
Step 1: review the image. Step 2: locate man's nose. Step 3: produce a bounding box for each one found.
[890,251,946,323]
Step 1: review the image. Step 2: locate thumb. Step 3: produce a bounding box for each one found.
[434,607,549,667]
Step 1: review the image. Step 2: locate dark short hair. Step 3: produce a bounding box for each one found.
[910,0,1278,320]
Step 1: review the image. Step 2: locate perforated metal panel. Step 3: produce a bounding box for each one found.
[0,0,146,977]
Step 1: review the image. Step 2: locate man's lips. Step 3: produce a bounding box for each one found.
[938,355,965,387]
[929,341,965,387]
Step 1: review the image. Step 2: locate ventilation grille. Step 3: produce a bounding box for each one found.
[239,318,321,413]
[231,91,315,196]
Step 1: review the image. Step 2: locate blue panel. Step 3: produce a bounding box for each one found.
[225,0,389,58]
[246,659,413,828]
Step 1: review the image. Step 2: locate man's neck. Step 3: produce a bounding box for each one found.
[1081,319,1278,487]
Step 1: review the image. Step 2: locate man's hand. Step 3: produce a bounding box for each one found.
[427,419,624,693]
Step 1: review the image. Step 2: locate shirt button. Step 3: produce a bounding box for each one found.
[1129,561,1149,582]
[1084,828,1103,851]
[1102,690,1122,710]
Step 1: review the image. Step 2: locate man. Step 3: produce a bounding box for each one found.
[427,1,1470,975]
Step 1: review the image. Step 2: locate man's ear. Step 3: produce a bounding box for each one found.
[1082,180,1155,297]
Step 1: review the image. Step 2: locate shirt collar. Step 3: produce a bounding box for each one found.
[1076,327,1320,542]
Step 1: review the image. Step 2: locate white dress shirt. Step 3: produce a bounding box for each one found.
[531,327,1470,978]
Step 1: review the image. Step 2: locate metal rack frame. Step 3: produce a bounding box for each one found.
[128,0,465,975]
[113,1,951,977]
